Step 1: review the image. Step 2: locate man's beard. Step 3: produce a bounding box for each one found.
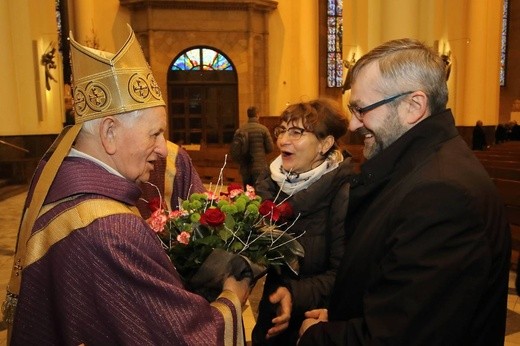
[359,109,409,160]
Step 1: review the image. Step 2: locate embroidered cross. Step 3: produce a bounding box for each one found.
[132,79,149,98]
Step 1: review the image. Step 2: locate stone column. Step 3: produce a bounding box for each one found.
[71,0,94,44]
[461,0,502,126]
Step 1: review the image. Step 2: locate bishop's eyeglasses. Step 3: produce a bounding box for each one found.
[348,91,413,121]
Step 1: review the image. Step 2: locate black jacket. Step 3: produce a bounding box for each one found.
[300,110,511,346]
[252,159,353,345]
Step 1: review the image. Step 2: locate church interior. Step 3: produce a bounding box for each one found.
[1,0,520,344]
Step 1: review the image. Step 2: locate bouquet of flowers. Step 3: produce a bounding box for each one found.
[147,182,304,301]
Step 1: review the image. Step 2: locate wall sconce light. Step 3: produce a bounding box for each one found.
[441,50,452,81]
[435,40,453,81]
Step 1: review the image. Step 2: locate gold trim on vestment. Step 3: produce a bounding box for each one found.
[164,141,179,211]
[26,199,139,267]
[3,124,82,342]
[211,290,244,346]
[7,124,82,297]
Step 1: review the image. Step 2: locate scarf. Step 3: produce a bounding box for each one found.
[270,150,343,195]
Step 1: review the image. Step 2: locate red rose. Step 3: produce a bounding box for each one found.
[259,200,280,222]
[200,208,226,227]
[277,202,293,220]
[148,197,163,212]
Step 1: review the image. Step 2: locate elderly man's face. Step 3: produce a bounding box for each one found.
[348,63,410,159]
[112,106,168,184]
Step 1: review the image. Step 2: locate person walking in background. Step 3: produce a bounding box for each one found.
[299,38,510,345]
[252,99,353,345]
[230,106,274,188]
[4,25,251,345]
[472,120,487,150]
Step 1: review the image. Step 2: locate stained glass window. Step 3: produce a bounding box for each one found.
[500,0,508,86]
[55,0,62,49]
[172,48,233,71]
[327,0,343,88]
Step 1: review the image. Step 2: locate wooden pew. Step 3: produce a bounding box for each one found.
[483,166,520,181]
[492,178,520,269]
[474,153,520,163]
[487,141,520,152]
[474,142,520,268]
[493,179,520,222]
[185,146,241,184]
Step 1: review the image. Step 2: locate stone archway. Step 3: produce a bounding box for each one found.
[120,0,278,139]
[167,46,238,145]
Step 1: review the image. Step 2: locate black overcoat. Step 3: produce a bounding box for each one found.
[301,110,511,346]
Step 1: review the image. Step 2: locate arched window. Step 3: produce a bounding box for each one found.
[168,47,238,145]
[172,48,233,71]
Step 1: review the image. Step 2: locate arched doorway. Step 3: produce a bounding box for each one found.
[167,46,238,145]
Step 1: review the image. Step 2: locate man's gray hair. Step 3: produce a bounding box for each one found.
[350,38,448,115]
[80,109,144,135]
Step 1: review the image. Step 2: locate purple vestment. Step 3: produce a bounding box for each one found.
[11,157,242,345]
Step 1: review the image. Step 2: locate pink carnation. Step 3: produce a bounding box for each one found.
[147,209,168,233]
[227,183,243,193]
[204,191,219,201]
[168,210,186,219]
[177,231,191,245]
[229,188,244,199]
[245,185,256,199]
[227,183,244,198]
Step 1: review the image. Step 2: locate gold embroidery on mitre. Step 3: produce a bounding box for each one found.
[128,74,151,103]
[69,24,165,123]
[85,82,111,111]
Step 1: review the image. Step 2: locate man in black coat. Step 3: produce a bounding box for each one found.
[299,38,511,346]
[472,120,487,150]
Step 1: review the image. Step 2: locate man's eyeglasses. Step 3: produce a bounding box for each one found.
[348,91,413,120]
[273,126,308,140]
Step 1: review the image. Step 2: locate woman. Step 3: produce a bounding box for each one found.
[252,99,353,345]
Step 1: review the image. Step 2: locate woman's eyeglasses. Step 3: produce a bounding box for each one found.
[348,91,413,120]
[273,126,308,140]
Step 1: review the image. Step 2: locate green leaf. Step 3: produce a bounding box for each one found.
[230,241,244,252]
[224,214,236,230]
[218,228,233,241]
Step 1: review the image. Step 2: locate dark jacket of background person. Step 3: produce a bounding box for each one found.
[252,159,352,345]
[511,121,520,140]
[235,107,274,187]
[300,110,511,346]
[495,123,508,144]
[472,120,487,150]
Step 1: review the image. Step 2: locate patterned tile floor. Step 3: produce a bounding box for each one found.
[0,192,518,345]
